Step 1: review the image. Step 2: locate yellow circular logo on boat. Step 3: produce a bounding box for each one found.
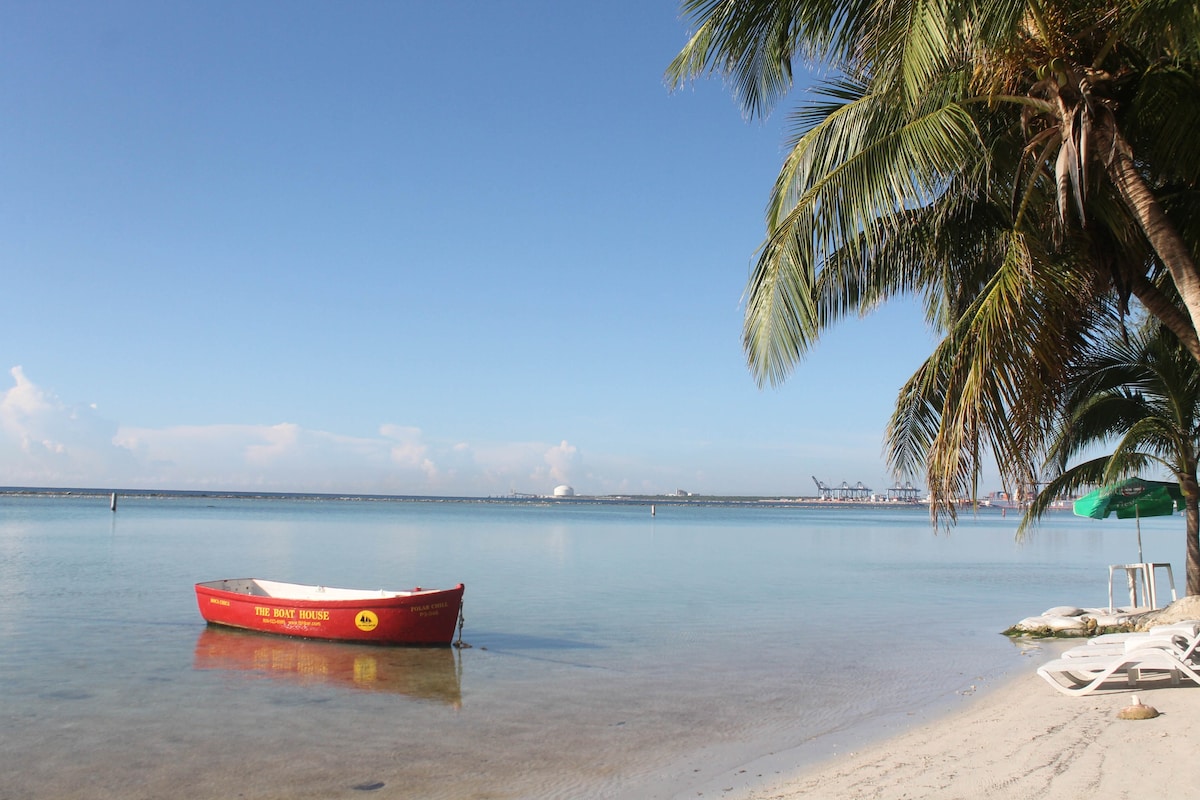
[355,610,379,632]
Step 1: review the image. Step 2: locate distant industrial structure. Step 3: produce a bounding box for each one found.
[811,476,870,500]
[509,485,577,499]
[811,476,923,502]
[886,481,922,502]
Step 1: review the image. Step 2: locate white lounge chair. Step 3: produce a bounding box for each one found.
[1037,647,1200,696]
[1088,621,1200,646]
[1061,629,1200,661]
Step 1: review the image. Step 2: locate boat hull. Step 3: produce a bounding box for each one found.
[195,579,464,645]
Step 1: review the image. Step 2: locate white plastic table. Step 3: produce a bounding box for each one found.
[1108,562,1176,612]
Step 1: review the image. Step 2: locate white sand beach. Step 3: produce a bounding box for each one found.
[723,660,1200,800]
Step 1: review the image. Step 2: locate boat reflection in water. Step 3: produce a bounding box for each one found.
[193,626,462,707]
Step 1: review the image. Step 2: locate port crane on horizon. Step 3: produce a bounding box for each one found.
[886,481,923,502]
[812,476,871,500]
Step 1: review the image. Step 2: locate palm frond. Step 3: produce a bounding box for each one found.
[744,78,984,385]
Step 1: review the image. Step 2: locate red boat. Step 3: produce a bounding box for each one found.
[195,578,465,645]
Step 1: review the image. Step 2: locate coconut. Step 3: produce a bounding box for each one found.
[1117,695,1160,720]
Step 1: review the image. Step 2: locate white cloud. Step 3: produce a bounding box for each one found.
[0,367,592,496]
[466,439,585,494]
[244,423,301,466]
[0,366,133,485]
[543,440,579,485]
[380,424,429,465]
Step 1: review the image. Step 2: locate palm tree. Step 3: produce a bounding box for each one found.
[977,2,1200,332]
[1022,319,1200,594]
[667,0,1200,514]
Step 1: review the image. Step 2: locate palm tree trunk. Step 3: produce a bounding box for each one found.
[1184,473,1200,597]
[1188,507,1200,597]
[1101,125,1200,357]
[1130,275,1200,364]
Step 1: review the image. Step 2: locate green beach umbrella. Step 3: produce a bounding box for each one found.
[1073,477,1183,562]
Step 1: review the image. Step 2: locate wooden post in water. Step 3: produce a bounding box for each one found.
[110,492,117,512]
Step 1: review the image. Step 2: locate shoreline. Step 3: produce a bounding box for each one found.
[0,485,1034,512]
[613,645,1038,800]
[705,648,1200,800]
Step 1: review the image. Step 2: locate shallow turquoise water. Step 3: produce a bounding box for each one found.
[0,494,1184,799]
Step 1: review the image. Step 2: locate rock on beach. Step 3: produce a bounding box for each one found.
[1009,595,1200,637]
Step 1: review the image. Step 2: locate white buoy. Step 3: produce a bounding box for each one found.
[651,504,655,517]
[110,493,117,512]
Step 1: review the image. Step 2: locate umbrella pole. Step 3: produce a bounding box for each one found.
[1137,506,1144,564]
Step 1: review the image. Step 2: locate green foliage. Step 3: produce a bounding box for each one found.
[669,0,1200,531]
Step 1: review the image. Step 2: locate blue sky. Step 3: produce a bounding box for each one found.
[0,1,949,497]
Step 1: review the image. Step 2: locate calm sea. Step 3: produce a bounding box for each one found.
[0,493,1183,799]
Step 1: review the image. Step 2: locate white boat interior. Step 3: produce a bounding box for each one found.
[200,578,418,600]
